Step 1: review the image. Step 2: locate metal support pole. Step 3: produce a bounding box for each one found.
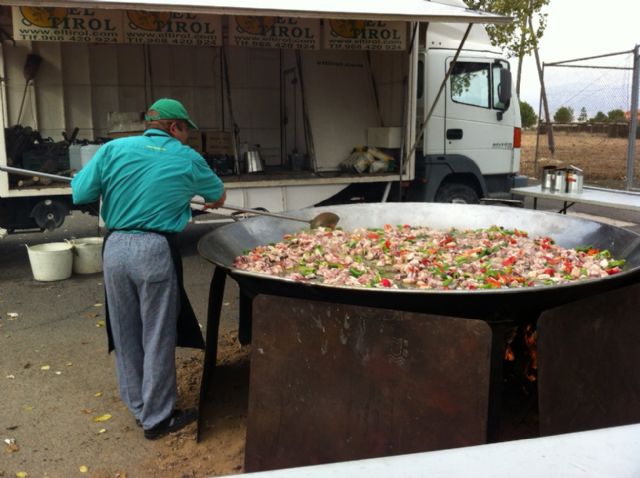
[626,45,639,191]
[197,266,228,442]
[534,65,544,177]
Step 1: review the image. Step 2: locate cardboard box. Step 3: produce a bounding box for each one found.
[107,111,145,134]
[186,131,204,153]
[204,130,234,155]
[367,127,402,148]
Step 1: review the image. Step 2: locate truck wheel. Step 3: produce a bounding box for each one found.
[30,199,68,231]
[435,182,479,204]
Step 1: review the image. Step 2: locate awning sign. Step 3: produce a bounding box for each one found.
[124,12,221,46]
[11,9,404,51]
[12,7,122,43]
[229,16,320,50]
[323,20,406,51]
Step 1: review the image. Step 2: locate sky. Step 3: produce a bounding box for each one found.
[516,0,640,116]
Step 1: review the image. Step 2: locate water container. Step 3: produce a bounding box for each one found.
[26,242,73,281]
[69,144,102,172]
[80,144,102,167]
[71,237,104,274]
[69,144,83,171]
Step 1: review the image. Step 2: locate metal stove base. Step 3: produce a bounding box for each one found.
[538,282,640,435]
[244,295,493,472]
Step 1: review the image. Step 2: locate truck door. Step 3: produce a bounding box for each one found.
[444,58,514,175]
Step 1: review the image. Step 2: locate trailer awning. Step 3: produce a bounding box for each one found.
[2,0,512,24]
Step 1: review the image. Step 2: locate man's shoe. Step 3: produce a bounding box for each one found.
[143,408,198,440]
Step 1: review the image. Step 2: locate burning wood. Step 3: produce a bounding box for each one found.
[504,329,517,362]
[504,323,538,382]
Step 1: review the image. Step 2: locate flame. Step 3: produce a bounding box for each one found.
[505,347,515,361]
[503,324,538,382]
[504,329,517,361]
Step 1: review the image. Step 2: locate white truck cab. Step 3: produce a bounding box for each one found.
[410,21,524,204]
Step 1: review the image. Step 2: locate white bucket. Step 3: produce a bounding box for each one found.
[71,237,104,274]
[26,242,73,281]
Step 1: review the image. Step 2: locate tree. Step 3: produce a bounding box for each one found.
[607,109,626,122]
[578,107,588,122]
[464,0,549,97]
[465,0,554,154]
[553,106,574,123]
[520,100,537,128]
[591,111,608,123]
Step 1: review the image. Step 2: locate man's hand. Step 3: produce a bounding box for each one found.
[204,190,226,209]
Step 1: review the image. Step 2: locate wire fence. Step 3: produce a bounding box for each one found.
[521,47,640,191]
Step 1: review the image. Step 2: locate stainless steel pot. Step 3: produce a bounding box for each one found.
[541,166,556,191]
[245,150,265,173]
[551,169,567,193]
[566,168,584,194]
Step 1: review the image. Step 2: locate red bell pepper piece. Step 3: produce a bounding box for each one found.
[502,256,516,267]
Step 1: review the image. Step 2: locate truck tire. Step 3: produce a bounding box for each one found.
[435,182,479,204]
[30,199,68,231]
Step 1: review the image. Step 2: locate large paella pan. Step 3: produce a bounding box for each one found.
[198,203,640,320]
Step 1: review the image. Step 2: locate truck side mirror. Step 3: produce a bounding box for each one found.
[498,68,512,105]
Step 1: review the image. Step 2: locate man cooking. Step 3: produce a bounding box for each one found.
[71,98,226,440]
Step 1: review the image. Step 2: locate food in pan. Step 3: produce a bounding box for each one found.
[233,224,625,290]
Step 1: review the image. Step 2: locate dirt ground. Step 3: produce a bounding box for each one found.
[520,129,640,189]
[2,133,640,478]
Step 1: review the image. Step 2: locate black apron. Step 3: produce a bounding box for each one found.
[102,230,205,353]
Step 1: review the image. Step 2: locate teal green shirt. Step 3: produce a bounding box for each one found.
[71,129,224,233]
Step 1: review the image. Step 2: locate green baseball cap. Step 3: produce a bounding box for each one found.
[145,98,198,130]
